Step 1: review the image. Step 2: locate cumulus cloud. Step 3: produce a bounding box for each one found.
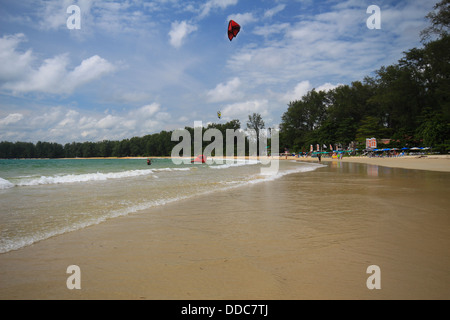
[168,20,198,48]
[206,78,243,102]
[0,34,33,82]
[282,81,312,102]
[281,81,341,103]
[97,114,122,130]
[222,100,270,120]
[0,103,171,143]
[316,82,341,92]
[227,12,258,25]
[0,34,115,95]
[68,55,115,86]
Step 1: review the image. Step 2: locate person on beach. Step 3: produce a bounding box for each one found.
[147,158,151,165]
[318,154,321,162]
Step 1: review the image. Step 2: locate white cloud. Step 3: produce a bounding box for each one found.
[138,103,161,117]
[253,23,290,36]
[97,114,122,129]
[129,103,161,120]
[64,55,116,92]
[281,81,342,103]
[0,34,33,82]
[38,0,74,30]
[0,103,173,143]
[0,113,24,126]
[282,81,312,102]
[200,0,238,18]
[206,78,242,102]
[222,100,270,120]
[264,4,286,19]
[316,82,341,92]
[227,12,258,26]
[169,20,198,48]
[0,35,115,95]
[35,0,153,35]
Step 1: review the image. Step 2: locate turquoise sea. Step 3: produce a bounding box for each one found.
[0,158,323,253]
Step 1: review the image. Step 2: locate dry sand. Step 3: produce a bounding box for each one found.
[294,154,450,172]
[0,157,449,300]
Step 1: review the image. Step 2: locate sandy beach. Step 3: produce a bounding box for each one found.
[293,154,450,173]
[0,156,449,300]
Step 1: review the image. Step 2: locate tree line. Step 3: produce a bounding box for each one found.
[0,120,254,158]
[280,0,449,154]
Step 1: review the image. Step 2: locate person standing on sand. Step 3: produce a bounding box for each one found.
[318,153,321,162]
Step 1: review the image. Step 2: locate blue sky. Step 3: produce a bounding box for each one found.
[0,0,435,144]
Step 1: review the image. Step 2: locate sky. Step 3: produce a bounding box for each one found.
[0,0,436,144]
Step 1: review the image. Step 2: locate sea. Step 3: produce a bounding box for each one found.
[0,158,323,253]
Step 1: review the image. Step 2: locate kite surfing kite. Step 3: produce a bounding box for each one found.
[228,20,240,41]
[217,111,222,119]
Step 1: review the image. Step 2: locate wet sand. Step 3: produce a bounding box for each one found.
[0,161,449,299]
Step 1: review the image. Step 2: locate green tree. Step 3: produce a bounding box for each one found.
[421,0,450,42]
[247,113,265,155]
[280,90,328,151]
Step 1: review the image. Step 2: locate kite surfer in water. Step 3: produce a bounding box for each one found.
[147,158,152,165]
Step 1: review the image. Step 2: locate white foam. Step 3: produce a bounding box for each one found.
[154,167,191,172]
[204,162,326,193]
[13,167,192,187]
[250,163,326,183]
[209,159,260,169]
[0,177,14,190]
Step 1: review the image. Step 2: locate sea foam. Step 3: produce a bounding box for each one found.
[13,167,191,187]
[0,177,14,189]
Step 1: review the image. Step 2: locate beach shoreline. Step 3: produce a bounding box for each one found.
[0,158,449,300]
[4,154,449,173]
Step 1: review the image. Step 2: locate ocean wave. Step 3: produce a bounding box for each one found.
[0,177,14,190]
[11,167,191,187]
[209,159,260,169]
[250,162,326,183]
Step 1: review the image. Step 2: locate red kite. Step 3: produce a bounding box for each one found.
[228,20,240,41]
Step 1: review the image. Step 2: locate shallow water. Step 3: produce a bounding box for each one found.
[0,158,323,253]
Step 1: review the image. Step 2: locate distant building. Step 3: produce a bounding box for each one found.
[366,138,377,149]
